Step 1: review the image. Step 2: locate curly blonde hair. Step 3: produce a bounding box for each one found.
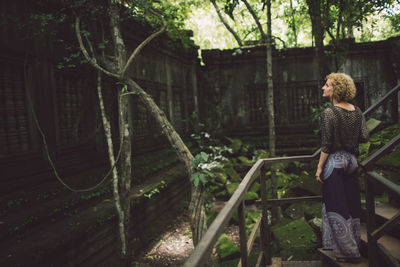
[326,73,356,102]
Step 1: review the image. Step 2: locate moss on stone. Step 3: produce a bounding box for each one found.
[272,219,318,260]
[288,174,321,196]
[284,203,307,220]
[246,209,261,223]
[215,233,240,260]
[283,202,321,220]
[244,191,259,202]
[304,202,322,219]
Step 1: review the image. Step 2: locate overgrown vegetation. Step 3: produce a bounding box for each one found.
[190,121,399,263]
[189,132,321,262]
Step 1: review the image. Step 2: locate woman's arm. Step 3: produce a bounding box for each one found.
[317,108,333,183]
[316,151,329,183]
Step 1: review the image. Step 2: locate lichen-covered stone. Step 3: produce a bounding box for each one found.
[246,210,261,223]
[244,191,258,202]
[304,202,322,219]
[272,218,318,260]
[283,202,321,220]
[284,203,306,220]
[288,174,321,196]
[215,234,240,260]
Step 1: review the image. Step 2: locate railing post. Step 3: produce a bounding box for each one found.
[238,201,248,267]
[365,174,378,267]
[392,92,399,123]
[259,164,271,266]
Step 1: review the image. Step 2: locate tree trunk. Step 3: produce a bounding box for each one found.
[289,0,298,46]
[306,0,330,87]
[210,0,243,46]
[127,78,207,245]
[266,0,279,223]
[77,0,208,254]
[96,72,129,260]
[109,2,132,264]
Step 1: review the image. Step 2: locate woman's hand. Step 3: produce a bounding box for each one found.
[316,151,329,184]
[315,167,323,184]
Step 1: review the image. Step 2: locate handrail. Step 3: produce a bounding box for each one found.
[360,134,400,170]
[365,171,400,201]
[183,159,264,267]
[363,83,400,117]
[184,153,320,267]
[185,83,400,267]
[361,133,400,267]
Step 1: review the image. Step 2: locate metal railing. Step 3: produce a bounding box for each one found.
[184,83,399,267]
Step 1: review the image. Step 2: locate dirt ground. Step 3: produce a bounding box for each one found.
[132,203,241,267]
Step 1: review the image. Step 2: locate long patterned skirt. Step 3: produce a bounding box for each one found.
[321,150,361,259]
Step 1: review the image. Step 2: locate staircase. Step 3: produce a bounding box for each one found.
[318,132,400,267]
[318,203,400,267]
[184,83,400,267]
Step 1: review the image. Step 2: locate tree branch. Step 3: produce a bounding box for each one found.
[121,8,167,79]
[241,0,267,41]
[272,35,286,48]
[210,0,243,46]
[75,17,120,79]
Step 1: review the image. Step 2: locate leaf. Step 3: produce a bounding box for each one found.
[191,172,200,181]
[224,0,239,20]
[199,173,207,185]
[204,170,215,178]
[193,154,202,168]
[194,177,199,187]
[200,151,209,161]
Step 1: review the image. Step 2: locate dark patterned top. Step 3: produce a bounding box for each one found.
[321,106,369,156]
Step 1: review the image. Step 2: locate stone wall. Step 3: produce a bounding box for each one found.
[199,37,399,136]
[0,1,198,266]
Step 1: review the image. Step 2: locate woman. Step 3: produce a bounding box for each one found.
[315,73,369,263]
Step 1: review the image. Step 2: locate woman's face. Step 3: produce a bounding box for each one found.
[322,79,334,99]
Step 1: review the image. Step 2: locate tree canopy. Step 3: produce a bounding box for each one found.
[161,0,400,49]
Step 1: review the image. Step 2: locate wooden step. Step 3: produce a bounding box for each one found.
[366,118,382,133]
[361,202,400,238]
[318,249,368,267]
[282,260,321,267]
[375,202,400,221]
[360,224,400,262]
[267,257,282,267]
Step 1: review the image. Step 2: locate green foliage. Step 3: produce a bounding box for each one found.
[206,209,219,226]
[359,123,400,161]
[190,132,234,187]
[226,137,242,154]
[310,102,332,134]
[224,0,239,20]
